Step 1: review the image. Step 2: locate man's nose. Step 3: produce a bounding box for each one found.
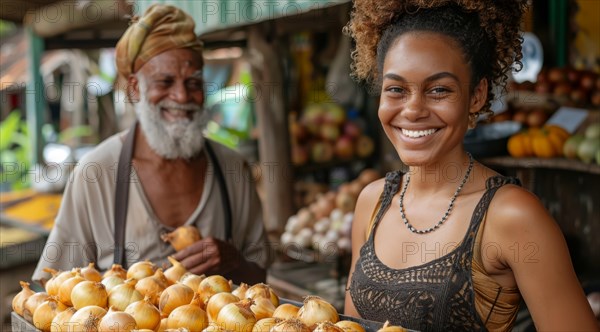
[170,82,190,103]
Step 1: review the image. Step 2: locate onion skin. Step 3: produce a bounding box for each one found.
[81,262,102,282]
[296,296,339,329]
[249,297,275,321]
[179,273,205,292]
[68,305,107,332]
[164,257,187,285]
[135,270,168,306]
[206,292,240,322]
[271,303,299,320]
[108,279,143,311]
[245,284,279,307]
[231,283,248,300]
[103,264,128,280]
[159,283,195,316]
[198,275,232,304]
[47,270,76,297]
[71,281,109,310]
[58,273,85,307]
[251,317,282,332]
[98,309,137,332]
[127,261,156,281]
[270,318,311,332]
[377,321,408,332]
[101,276,125,293]
[12,281,35,317]
[124,296,161,331]
[215,299,256,332]
[23,292,50,323]
[33,297,68,332]
[313,321,345,332]
[167,293,209,331]
[161,225,202,251]
[50,307,76,332]
[335,320,366,332]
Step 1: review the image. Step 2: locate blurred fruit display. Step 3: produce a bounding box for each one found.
[509,67,600,108]
[507,122,600,165]
[289,104,375,166]
[280,169,381,256]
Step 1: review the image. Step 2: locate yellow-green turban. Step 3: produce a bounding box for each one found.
[115,4,203,79]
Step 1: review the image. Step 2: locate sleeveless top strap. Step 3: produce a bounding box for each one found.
[367,171,402,237]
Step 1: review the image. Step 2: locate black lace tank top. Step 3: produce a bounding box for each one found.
[349,171,521,331]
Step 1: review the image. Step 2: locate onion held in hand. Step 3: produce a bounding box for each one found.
[161,225,202,251]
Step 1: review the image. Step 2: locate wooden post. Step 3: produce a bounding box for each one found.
[25,26,45,166]
[247,24,294,234]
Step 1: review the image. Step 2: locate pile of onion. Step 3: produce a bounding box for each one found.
[12,281,35,317]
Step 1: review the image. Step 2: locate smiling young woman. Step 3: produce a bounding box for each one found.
[342,1,598,331]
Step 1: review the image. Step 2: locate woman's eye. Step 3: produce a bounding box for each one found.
[386,86,406,94]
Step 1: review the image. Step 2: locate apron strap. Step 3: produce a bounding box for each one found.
[204,141,233,242]
[114,122,137,268]
[113,125,233,267]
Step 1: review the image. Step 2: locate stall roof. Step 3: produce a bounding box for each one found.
[1,0,132,49]
[135,0,350,36]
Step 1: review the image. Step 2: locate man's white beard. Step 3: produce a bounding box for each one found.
[134,83,209,160]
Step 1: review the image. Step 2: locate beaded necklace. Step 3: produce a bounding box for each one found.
[398,152,474,234]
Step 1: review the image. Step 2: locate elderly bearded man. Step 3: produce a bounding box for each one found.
[33,4,271,285]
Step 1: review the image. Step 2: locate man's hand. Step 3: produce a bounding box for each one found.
[172,237,241,277]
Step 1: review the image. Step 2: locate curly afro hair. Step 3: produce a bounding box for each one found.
[344,0,529,113]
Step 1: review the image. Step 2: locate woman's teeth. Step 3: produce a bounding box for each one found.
[401,128,437,138]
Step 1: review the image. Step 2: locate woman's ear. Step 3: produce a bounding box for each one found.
[469,78,488,115]
[127,75,140,103]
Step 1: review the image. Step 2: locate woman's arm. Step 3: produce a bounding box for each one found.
[489,186,597,331]
[344,179,385,317]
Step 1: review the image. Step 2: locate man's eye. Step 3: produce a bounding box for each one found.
[187,81,203,89]
[156,80,173,87]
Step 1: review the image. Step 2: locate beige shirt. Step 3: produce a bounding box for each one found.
[33,133,272,282]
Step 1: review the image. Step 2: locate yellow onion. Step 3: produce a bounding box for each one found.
[250,297,275,321]
[167,293,208,331]
[251,317,281,332]
[131,330,155,332]
[160,225,202,251]
[215,299,256,332]
[42,268,59,295]
[271,304,299,320]
[179,273,205,292]
[313,321,344,332]
[245,284,279,307]
[377,321,408,332]
[109,279,143,311]
[203,324,235,331]
[23,292,50,323]
[101,275,125,292]
[124,296,161,331]
[81,263,102,282]
[12,281,35,316]
[135,269,167,306]
[335,320,366,332]
[126,261,156,281]
[47,269,76,297]
[50,307,76,332]
[68,305,107,332]
[71,281,108,310]
[206,292,240,322]
[164,257,187,285]
[103,264,128,280]
[98,308,137,332]
[296,296,339,329]
[157,318,168,332]
[58,272,85,306]
[198,275,232,304]
[159,283,195,316]
[270,318,310,332]
[231,283,248,300]
[33,297,68,332]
